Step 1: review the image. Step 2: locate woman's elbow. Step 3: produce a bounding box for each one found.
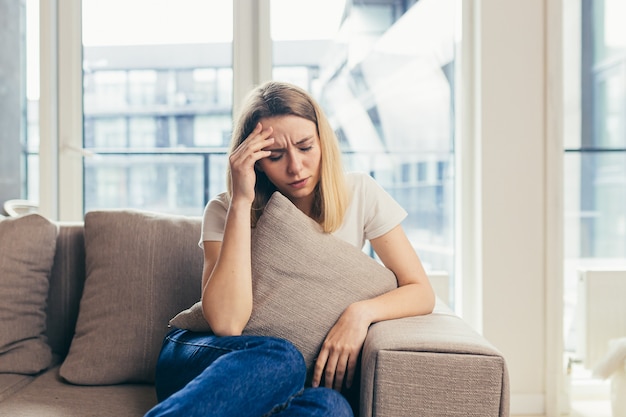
[210,323,244,337]
[201,300,248,336]
[418,283,436,315]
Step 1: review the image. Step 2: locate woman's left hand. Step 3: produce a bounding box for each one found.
[312,302,371,391]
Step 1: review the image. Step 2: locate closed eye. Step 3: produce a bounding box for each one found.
[268,152,283,161]
[266,140,314,161]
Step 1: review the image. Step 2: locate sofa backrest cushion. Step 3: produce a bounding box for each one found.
[59,210,202,385]
[0,214,57,374]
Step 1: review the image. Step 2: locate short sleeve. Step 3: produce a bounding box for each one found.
[334,172,407,248]
[359,174,407,240]
[199,192,229,247]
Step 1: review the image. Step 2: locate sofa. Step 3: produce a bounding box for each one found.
[0,210,509,417]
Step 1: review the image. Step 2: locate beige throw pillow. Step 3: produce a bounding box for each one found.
[170,192,398,373]
[59,210,202,385]
[0,214,57,374]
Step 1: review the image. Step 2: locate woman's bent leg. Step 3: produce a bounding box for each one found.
[273,388,354,417]
[145,329,306,417]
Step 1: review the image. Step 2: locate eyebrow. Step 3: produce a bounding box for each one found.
[266,136,314,152]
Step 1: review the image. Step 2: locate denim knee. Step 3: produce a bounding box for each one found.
[155,332,307,402]
[260,337,306,374]
[315,388,353,417]
[283,387,354,417]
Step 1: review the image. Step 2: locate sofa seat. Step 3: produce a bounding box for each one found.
[0,374,34,403]
[0,367,156,417]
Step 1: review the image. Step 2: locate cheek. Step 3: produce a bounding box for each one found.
[257,160,279,178]
[256,159,271,172]
[310,151,322,169]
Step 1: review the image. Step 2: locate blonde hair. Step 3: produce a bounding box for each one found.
[226,81,348,233]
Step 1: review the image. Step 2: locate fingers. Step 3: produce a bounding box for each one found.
[345,353,358,389]
[245,122,274,153]
[229,123,274,201]
[311,349,328,388]
[312,344,353,391]
[331,352,350,391]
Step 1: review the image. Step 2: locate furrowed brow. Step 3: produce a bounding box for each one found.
[295,136,314,145]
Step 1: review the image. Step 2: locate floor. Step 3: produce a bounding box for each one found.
[514,367,614,417]
[568,400,612,417]
[514,400,612,417]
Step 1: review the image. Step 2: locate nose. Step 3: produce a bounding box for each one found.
[287,152,303,175]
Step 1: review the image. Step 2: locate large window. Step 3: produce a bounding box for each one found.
[564,0,626,401]
[12,0,459,304]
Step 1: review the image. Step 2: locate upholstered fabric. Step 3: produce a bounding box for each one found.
[59,210,202,385]
[171,192,398,375]
[0,367,156,417]
[45,223,86,360]
[0,214,57,374]
[0,374,34,403]
[359,307,510,417]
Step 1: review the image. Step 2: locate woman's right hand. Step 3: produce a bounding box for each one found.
[229,122,274,204]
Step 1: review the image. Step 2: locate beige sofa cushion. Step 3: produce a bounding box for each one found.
[0,214,57,374]
[171,192,398,375]
[0,367,156,417]
[59,210,202,385]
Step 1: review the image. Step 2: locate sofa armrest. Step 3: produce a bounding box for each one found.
[360,301,509,417]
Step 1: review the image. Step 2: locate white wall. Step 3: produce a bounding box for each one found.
[468,0,563,414]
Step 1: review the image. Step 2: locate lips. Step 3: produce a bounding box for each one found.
[288,178,309,189]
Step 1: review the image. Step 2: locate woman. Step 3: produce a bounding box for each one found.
[145,81,435,416]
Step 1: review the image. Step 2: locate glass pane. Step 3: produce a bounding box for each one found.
[82,0,233,215]
[564,0,626,395]
[593,0,626,63]
[594,67,626,148]
[0,0,38,211]
[563,151,626,349]
[271,0,459,303]
[83,154,227,216]
[25,0,39,203]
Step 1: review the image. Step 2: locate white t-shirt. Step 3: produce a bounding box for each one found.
[199,172,407,250]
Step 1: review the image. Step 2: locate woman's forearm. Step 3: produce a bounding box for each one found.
[201,200,254,336]
[351,282,435,327]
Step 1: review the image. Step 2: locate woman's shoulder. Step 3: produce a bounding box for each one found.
[346,171,372,185]
[345,171,379,192]
[205,192,230,215]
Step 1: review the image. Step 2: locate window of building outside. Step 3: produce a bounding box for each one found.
[564,0,626,400]
[271,0,459,304]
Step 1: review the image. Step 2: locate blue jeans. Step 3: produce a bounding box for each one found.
[144,329,354,417]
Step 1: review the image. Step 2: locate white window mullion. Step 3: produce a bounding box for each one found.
[38,0,59,220]
[232,0,272,117]
[457,0,482,332]
[57,0,83,221]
